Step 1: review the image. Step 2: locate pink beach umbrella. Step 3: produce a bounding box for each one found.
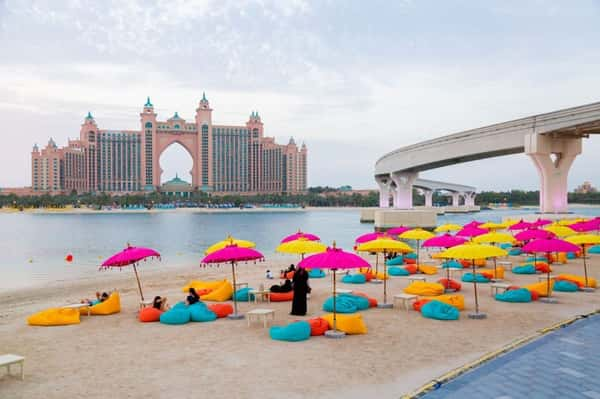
[508,220,532,231]
[531,218,552,228]
[523,238,580,301]
[387,226,411,235]
[281,231,320,243]
[456,226,488,238]
[569,220,599,233]
[515,228,555,242]
[101,245,161,301]
[463,221,484,228]
[299,243,369,338]
[423,234,467,290]
[354,232,387,243]
[201,244,264,319]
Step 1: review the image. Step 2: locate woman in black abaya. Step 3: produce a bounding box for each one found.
[291,267,310,316]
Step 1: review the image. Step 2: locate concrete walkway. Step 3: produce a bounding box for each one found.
[422,314,600,399]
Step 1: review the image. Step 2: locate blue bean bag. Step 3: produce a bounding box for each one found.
[234,287,254,302]
[404,253,417,260]
[339,293,370,310]
[341,274,367,284]
[567,252,577,259]
[386,256,404,266]
[308,269,326,278]
[462,273,490,283]
[554,280,579,292]
[441,260,462,269]
[512,264,536,274]
[388,266,410,276]
[526,256,547,262]
[270,321,311,342]
[495,288,532,303]
[509,248,522,256]
[322,296,358,313]
[189,302,217,322]
[160,302,191,325]
[500,243,513,250]
[421,300,459,320]
[588,245,600,254]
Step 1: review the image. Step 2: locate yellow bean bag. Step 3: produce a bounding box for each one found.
[81,292,121,315]
[479,266,504,280]
[418,265,438,275]
[556,274,597,288]
[182,279,227,293]
[557,252,568,264]
[201,280,233,302]
[28,308,80,326]
[475,259,487,267]
[424,294,465,310]
[404,281,445,296]
[524,281,554,297]
[322,313,367,335]
[375,271,389,280]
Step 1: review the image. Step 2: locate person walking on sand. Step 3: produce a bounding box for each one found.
[291,267,310,316]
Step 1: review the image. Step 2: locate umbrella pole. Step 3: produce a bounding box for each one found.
[132,263,144,301]
[383,251,387,304]
[492,242,497,281]
[546,252,551,298]
[231,261,238,316]
[416,240,420,273]
[583,246,589,288]
[375,253,378,276]
[333,269,337,332]
[472,259,479,313]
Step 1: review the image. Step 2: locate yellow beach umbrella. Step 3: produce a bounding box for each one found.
[473,232,515,279]
[399,228,435,267]
[438,244,507,318]
[479,222,508,230]
[276,238,327,259]
[566,234,600,288]
[544,224,576,237]
[357,238,413,307]
[434,224,462,233]
[205,236,256,255]
[559,218,587,226]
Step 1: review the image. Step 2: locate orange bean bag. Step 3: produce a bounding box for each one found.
[404,258,416,265]
[269,291,294,302]
[404,265,418,274]
[139,307,162,322]
[480,271,494,280]
[535,263,552,274]
[413,299,432,311]
[208,303,233,318]
[285,271,295,279]
[308,317,329,336]
[460,260,471,268]
[524,281,553,297]
[353,292,378,307]
[438,278,461,291]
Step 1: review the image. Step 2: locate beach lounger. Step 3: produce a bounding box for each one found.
[0,354,25,380]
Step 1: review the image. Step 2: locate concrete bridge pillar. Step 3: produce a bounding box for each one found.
[525,133,582,213]
[375,175,392,208]
[424,190,434,207]
[391,171,418,209]
[463,192,476,207]
[451,192,460,207]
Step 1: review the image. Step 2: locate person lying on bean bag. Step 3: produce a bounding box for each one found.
[270,279,292,293]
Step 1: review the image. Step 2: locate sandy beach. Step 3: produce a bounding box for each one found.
[1,253,600,399]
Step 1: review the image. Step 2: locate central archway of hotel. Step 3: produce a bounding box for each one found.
[159,142,195,197]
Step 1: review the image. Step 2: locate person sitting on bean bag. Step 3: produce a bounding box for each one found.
[280,264,296,278]
[270,279,292,293]
[153,295,169,311]
[186,288,200,305]
[81,291,109,306]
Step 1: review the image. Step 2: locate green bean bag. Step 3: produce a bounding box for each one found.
[233,287,254,302]
[567,252,577,259]
[512,264,536,274]
[404,253,417,260]
[388,266,410,276]
[270,321,311,342]
[339,293,370,310]
[308,269,326,278]
[322,296,358,313]
[509,248,522,256]
[495,288,532,303]
[341,274,367,284]
[386,256,404,266]
[554,280,579,292]
[462,273,490,283]
[421,300,459,320]
[441,260,462,269]
[160,302,191,325]
[588,245,600,254]
[189,302,217,322]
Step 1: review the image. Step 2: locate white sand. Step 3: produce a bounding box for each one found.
[1,255,600,399]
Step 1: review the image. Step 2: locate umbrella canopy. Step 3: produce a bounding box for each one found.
[544,224,576,237]
[522,238,580,254]
[434,224,463,233]
[387,226,411,235]
[531,218,552,228]
[422,234,467,248]
[101,245,161,301]
[354,232,387,243]
[479,222,508,230]
[473,232,516,245]
[276,238,327,256]
[205,236,256,255]
[456,226,488,238]
[280,231,320,243]
[463,221,484,228]
[569,220,599,233]
[515,229,555,242]
[566,234,600,289]
[558,218,587,226]
[508,220,532,231]
[201,244,264,318]
[399,228,435,241]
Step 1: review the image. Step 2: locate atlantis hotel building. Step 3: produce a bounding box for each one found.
[30,94,307,195]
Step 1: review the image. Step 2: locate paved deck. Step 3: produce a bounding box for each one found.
[422,314,600,399]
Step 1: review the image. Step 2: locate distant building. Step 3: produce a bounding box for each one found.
[28,94,307,196]
[574,181,597,194]
[160,175,193,198]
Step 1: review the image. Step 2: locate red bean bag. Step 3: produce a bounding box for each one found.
[139,307,162,322]
[529,290,540,301]
[308,317,329,336]
[480,271,494,280]
[404,265,418,274]
[360,271,374,281]
[269,291,294,302]
[404,258,416,265]
[208,303,233,318]
[535,263,551,274]
[438,278,461,291]
[547,253,556,264]
[353,292,378,307]
[413,299,432,311]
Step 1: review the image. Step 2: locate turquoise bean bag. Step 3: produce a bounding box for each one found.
[322,296,358,313]
[270,321,311,342]
[386,256,404,266]
[462,273,490,283]
[567,252,577,259]
[526,256,547,262]
[189,302,217,322]
[388,266,410,276]
[234,287,254,302]
[160,302,191,325]
[554,280,579,292]
[512,264,536,274]
[588,245,600,254]
[421,300,459,320]
[509,248,522,256]
[441,260,462,269]
[308,268,326,278]
[499,243,513,250]
[341,274,367,284]
[404,253,417,260]
[495,288,532,303]
[339,293,370,310]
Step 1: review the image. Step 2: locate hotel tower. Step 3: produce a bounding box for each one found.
[30,94,307,195]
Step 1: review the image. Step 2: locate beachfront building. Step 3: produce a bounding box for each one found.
[29,94,307,195]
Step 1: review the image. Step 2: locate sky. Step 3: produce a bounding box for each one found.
[1,0,600,190]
